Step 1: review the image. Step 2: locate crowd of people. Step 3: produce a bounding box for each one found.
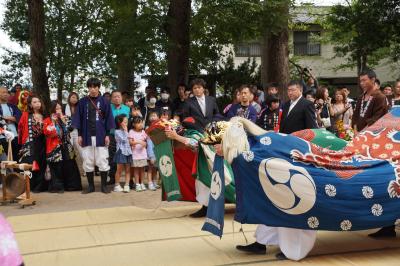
[0,70,398,197]
[1,68,399,264]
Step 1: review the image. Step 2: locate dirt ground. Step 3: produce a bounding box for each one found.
[1,176,198,217]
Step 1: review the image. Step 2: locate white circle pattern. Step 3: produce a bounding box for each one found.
[325,184,336,197]
[371,204,383,216]
[307,217,319,229]
[362,186,374,199]
[260,136,272,145]
[340,220,352,231]
[242,151,254,162]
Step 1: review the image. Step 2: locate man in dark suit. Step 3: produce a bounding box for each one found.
[279,80,318,134]
[183,78,219,132]
[182,78,219,218]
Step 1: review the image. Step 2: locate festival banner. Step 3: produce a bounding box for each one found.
[154,140,181,201]
[196,144,236,203]
[202,155,225,238]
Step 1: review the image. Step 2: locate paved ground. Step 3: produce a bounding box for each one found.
[6,205,400,266]
[2,177,400,265]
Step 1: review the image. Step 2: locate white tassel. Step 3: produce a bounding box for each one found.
[222,119,250,164]
[221,117,269,164]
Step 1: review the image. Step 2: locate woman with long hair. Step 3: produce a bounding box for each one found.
[18,95,48,192]
[43,100,82,192]
[315,86,334,132]
[331,88,353,134]
[64,92,84,176]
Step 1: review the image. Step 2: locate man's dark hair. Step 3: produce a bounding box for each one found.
[375,78,381,86]
[287,80,303,90]
[177,83,188,92]
[103,92,111,97]
[190,78,206,89]
[111,90,122,96]
[238,84,251,93]
[14,83,22,89]
[86,77,101,88]
[359,69,376,79]
[160,86,170,94]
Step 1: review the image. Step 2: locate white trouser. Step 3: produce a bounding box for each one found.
[81,136,110,173]
[195,179,210,207]
[255,224,317,261]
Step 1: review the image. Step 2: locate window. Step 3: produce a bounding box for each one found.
[235,43,261,57]
[293,31,321,56]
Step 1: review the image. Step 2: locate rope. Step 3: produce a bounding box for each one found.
[239,224,248,245]
[23,170,32,179]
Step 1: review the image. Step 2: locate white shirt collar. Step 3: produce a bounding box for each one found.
[290,95,302,106]
[196,95,205,101]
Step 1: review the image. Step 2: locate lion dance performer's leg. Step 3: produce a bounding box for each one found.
[255,225,316,261]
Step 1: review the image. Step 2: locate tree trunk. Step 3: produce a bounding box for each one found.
[70,70,75,90]
[361,53,368,73]
[117,53,135,95]
[260,31,269,89]
[260,2,290,102]
[28,0,50,108]
[57,71,65,102]
[356,55,362,76]
[166,0,191,99]
[266,29,290,102]
[110,0,137,95]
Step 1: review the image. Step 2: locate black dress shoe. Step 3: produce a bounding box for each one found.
[275,252,287,260]
[189,205,208,218]
[368,225,396,238]
[236,242,266,255]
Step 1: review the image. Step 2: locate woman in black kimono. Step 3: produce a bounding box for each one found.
[44,101,82,192]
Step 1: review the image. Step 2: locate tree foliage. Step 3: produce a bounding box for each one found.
[1,0,294,98]
[324,0,400,74]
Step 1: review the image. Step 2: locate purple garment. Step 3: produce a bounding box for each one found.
[72,96,115,147]
[226,103,258,122]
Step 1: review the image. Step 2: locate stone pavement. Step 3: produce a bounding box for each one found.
[2,182,400,265]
